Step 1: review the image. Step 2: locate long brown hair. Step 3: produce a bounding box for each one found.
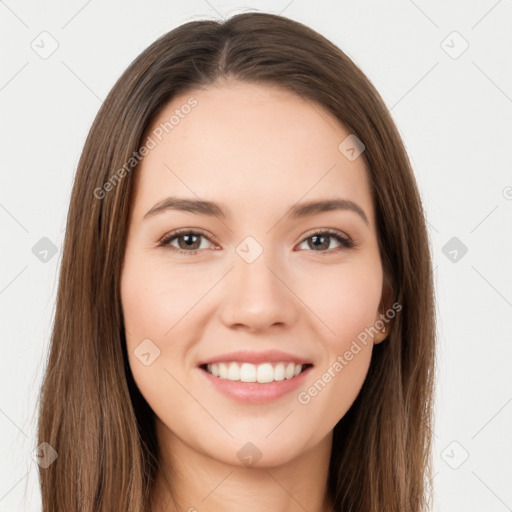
[36,12,436,511]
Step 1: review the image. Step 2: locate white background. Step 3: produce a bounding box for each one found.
[1,1,511,510]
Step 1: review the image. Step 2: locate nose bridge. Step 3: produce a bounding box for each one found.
[219,238,298,330]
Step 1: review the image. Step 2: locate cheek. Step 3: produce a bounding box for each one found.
[295,255,383,344]
[120,258,203,427]
[120,253,215,376]
[292,259,382,420]
[332,276,382,348]
[121,255,208,340]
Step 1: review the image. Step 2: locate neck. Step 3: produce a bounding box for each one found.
[151,419,334,512]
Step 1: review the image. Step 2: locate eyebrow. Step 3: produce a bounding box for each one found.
[144,196,369,226]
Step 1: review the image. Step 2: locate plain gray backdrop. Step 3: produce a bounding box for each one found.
[1,1,511,510]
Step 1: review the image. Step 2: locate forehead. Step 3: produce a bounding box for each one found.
[133,79,375,227]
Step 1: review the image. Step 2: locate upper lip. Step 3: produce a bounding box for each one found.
[197,349,313,366]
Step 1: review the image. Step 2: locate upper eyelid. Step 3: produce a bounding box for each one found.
[159,227,217,245]
[301,227,351,241]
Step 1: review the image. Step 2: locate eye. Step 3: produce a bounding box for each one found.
[296,229,355,254]
[158,229,216,255]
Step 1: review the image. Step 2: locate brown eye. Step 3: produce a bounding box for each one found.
[297,230,354,253]
[159,230,214,255]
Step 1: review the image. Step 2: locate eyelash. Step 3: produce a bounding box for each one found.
[158,228,355,256]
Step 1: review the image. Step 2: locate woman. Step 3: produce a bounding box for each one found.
[37,11,436,512]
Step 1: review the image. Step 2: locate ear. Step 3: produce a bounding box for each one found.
[373,273,394,345]
[372,319,388,344]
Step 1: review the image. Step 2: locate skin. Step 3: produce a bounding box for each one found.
[120,78,388,512]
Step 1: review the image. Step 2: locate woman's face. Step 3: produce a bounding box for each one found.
[120,79,388,467]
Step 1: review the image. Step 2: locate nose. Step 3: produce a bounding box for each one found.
[218,251,299,333]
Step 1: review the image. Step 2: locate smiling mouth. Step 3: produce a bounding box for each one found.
[199,361,314,384]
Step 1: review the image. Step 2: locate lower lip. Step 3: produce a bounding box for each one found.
[198,365,313,404]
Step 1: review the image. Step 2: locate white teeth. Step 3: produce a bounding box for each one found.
[274,363,285,381]
[227,362,239,380]
[257,363,274,383]
[205,361,305,383]
[218,363,228,379]
[240,363,256,382]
